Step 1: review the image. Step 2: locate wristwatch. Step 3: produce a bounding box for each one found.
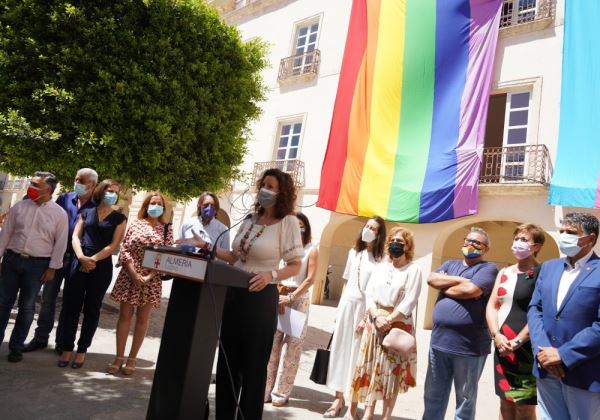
[514,338,523,346]
[271,270,279,282]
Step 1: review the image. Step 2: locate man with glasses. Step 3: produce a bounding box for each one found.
[528,212,600,419]
[0,172,68,362]
[423,227,498,420]
[24,168,98,354]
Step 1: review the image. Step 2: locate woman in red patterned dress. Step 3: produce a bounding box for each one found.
[486,223,546,420]
[107,192,173,375]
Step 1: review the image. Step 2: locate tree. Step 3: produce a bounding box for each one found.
[0,0,266,200]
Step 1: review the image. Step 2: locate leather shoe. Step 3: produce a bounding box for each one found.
[23,338,48,353]
[7,351,23,363]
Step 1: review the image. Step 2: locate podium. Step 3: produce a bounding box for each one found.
[143,247,252,419]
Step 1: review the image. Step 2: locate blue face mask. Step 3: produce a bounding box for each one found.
[558,233,583,257]
[73,182,88,197]
[148,204,164,218]
[103,191,118,206]
[201,204,216,220]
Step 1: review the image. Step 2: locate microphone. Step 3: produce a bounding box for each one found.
[209,213,252,261]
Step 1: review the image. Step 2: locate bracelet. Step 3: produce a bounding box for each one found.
[288,293,294,303]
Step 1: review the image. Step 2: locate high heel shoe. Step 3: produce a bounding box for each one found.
[71,352,86,369]
[107,357,125,374]
[57,351,72,368]
[323,399,345,418]
[121,358,136,375]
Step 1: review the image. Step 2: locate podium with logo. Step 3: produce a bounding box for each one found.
[142,247,251,420]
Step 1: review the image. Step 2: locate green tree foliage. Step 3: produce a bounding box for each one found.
[0,0,266,199]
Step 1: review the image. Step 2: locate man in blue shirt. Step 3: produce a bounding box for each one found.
[423,227,498,420]
[24,168,98,353]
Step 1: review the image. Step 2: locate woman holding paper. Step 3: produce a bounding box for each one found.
[264,212,318,407]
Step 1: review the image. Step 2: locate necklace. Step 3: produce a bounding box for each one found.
[356,250,364,292]
[387,262,396,286]
[238,221,266,263]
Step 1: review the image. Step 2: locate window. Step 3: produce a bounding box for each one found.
[276,121,303,162]
[502,91,531,180]
[292,21,319,75]
[500,0,537,27]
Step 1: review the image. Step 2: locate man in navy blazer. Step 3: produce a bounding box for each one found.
[528,212,600,420]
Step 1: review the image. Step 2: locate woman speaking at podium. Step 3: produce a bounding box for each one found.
[177,168,303,419]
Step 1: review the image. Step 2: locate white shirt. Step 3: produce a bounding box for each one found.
[0,198,69,269]
[179,217,213,245]
[366,260,423,316]
[281,243,313,288]
[341,249,376,302]
[556,249,594,309]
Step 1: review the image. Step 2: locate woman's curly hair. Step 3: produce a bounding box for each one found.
[254,168,297,219]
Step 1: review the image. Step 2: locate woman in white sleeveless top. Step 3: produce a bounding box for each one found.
[265,212,319,406]
[324,216,386,418]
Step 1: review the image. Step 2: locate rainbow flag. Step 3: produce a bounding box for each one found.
[548,0,600,209]
[317,0,502,222]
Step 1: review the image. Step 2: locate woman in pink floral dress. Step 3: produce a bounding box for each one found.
[107,192,173,375]
[349,227,422,420]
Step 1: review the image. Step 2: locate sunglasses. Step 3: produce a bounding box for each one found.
[464,238,486,247]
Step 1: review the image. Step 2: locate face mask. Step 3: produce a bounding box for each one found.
[462,245,482,259]
[73,182,88,197]
[257,188,277,209]
[388,241,405,258]
[201,204,216,220]
[558,233,582,257]
[361,228,376,243]
[27,186,41,201]
[511,240,533,260]
[148,204,164,218]
[103,191,118,206]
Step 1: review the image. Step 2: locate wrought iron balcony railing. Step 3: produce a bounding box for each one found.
[278,50,321,84]
[500,0,555,30]
[252,159,305,189]
[3,177,30,191]
[480,144,553,185]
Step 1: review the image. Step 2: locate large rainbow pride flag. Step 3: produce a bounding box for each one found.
[317,0,502,223]
[548,0,600,209]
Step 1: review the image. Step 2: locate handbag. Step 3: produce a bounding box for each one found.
[310,334,333,385]
[159,223,174,281]
[382,327,415,358]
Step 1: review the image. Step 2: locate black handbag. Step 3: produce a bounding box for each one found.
[310,334,333,385]
[159,223,174,281]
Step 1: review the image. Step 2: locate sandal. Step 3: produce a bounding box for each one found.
[323,400,345,418]
[107,357,125,375]
[121,358,136,375]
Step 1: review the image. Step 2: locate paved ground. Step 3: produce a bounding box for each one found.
[0,281,501,420]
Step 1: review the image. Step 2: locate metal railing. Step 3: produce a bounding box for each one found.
[500,0,555,29]
[480,144,553,185]
[278,50,321,83]
[3,177,30,191]
[252,159,305,189]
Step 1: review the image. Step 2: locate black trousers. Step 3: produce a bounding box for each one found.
[61,255,113,353]
[216,284,278,420]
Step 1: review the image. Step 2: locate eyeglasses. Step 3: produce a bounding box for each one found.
[464,238,486,247]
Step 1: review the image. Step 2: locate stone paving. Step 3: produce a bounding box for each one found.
[0,282,501,420]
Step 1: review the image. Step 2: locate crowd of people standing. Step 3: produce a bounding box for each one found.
[0,167,599,420]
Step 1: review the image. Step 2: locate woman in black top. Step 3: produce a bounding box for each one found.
[58,179,127,368]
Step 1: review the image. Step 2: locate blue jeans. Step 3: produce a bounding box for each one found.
[34,254,71,344]
[538,375,600,420]
[0,252,50,352]
[422,348,487,420]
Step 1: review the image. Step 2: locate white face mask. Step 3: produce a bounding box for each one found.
[361,227,376,243]
[558,233,583,257]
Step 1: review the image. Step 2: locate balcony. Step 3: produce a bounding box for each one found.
[3,177,30,191]
[252,160,305,190]
[278,50,321,85]
[480,144,553,186]
[499,0,555,35]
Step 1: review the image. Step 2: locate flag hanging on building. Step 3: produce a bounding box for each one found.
[317,0,503,222]
[548,0,600,209]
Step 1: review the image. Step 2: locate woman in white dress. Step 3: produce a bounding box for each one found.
[265,212,319,406]
[324,216,386,418]
[350,226,422,420]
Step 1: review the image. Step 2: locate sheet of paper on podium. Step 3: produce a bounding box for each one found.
[276,306,307,338]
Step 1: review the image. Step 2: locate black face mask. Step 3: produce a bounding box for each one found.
[388,241,405,258]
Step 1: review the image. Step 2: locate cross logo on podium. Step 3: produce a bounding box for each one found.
[154,254,162,269]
